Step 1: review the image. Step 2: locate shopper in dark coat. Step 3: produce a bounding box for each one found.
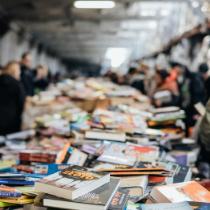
[34,65,49,93]
[20,52,35,96]
[0,61,25,135]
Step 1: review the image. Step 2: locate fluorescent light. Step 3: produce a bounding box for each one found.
[74,1,115,9]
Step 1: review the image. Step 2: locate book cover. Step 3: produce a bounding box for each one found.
[108,188,129,210]
[66,147,88,166]
[43,178,120,210]
[0,195,34,204]
[126,202,192,210]
[85,130,126,142]
[0,179,34,186]
[0,185,22,198]
[150,181,210,203]
[189,202,210,210]
[35,165,110,200]
[98,143,136,166]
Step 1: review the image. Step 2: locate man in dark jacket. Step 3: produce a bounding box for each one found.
[20,52,34,96]
[0,61,25,135]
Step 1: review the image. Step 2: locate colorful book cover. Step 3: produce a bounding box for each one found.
[108,188,129,210]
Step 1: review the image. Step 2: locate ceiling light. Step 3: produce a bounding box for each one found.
[192,1,199,8]
[74,1,115,9]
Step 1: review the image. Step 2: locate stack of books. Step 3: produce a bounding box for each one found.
[34,165,125,210]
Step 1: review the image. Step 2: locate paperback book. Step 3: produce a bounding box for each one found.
[35,165,110,200]
[42,178,120,210]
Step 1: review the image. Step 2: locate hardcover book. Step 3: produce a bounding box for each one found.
[35,165,110,200]
[150,181,210,203]
[43,178,120,210]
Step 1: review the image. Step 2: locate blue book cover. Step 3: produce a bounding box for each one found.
[0,191,22,198]
[0,179,34,186]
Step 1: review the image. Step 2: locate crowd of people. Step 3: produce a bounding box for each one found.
[1,54,210,151]
[105,62,210,133]
[0,52,50,135]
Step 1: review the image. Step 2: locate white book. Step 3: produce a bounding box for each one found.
[85,130,126,142]
[35,166,110,200]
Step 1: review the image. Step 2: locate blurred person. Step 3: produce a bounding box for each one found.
[53,72,61,84]
[0,61,25,135]
[170,62,191,109]
[197,99,210,178]
[171,61,209,133]
[152,69,179,107]
[0,65,3,75]
[127,67,145,94]
[187,63,209,107]
[198,63,210,103]
[20,52,35,96]
[34,65,49,93]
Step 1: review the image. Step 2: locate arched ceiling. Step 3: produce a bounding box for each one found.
[0,0,207,65]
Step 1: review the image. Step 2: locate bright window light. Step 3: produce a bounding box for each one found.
[105,48,130,68]
[74,1,115,9]
[141,10,156,17]
[160,9,170,16]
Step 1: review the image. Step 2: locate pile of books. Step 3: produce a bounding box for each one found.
[0,77,204,209]
[33,165,123,210]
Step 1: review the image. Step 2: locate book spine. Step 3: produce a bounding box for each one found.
[0,191,22,197]
[0,180,34,186]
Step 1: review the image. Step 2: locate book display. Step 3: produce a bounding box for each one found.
[0,77,204,210]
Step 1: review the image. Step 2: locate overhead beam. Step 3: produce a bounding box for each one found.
[13,14,162,22]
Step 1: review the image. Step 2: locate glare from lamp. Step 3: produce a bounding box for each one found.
[74,1,116,9]
[192,1,199,8]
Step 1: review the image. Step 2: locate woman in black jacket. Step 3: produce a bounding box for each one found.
[0,61,25,135]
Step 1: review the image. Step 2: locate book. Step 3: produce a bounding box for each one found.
[0,201,14,208]
[108,188,129,210]
[133,128,165,138]
[0,179,34,186]
[153,90,172,104]
[85,130,126,142]
[119,176,148,197]
[150,181,210,203]
[98,143,136,166]
[126,201,192,210]
[35,165,110,200]
[19,150,57,164]
[189,202,210,210]
[146,161,192,185]
[98,167,171,176]
[6,130,35,140]
[0,173,26,179]
[194,102,206,116]
[42,178,120,210]
[150,106,181,114]
[98,143,159,166]
[0,190,21,198]
[126,143,159,162]
[0,185,22,198]
[66,147,88,166]
[0,195,34,204]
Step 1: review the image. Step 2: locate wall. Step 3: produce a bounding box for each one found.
[0,28,67,74]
